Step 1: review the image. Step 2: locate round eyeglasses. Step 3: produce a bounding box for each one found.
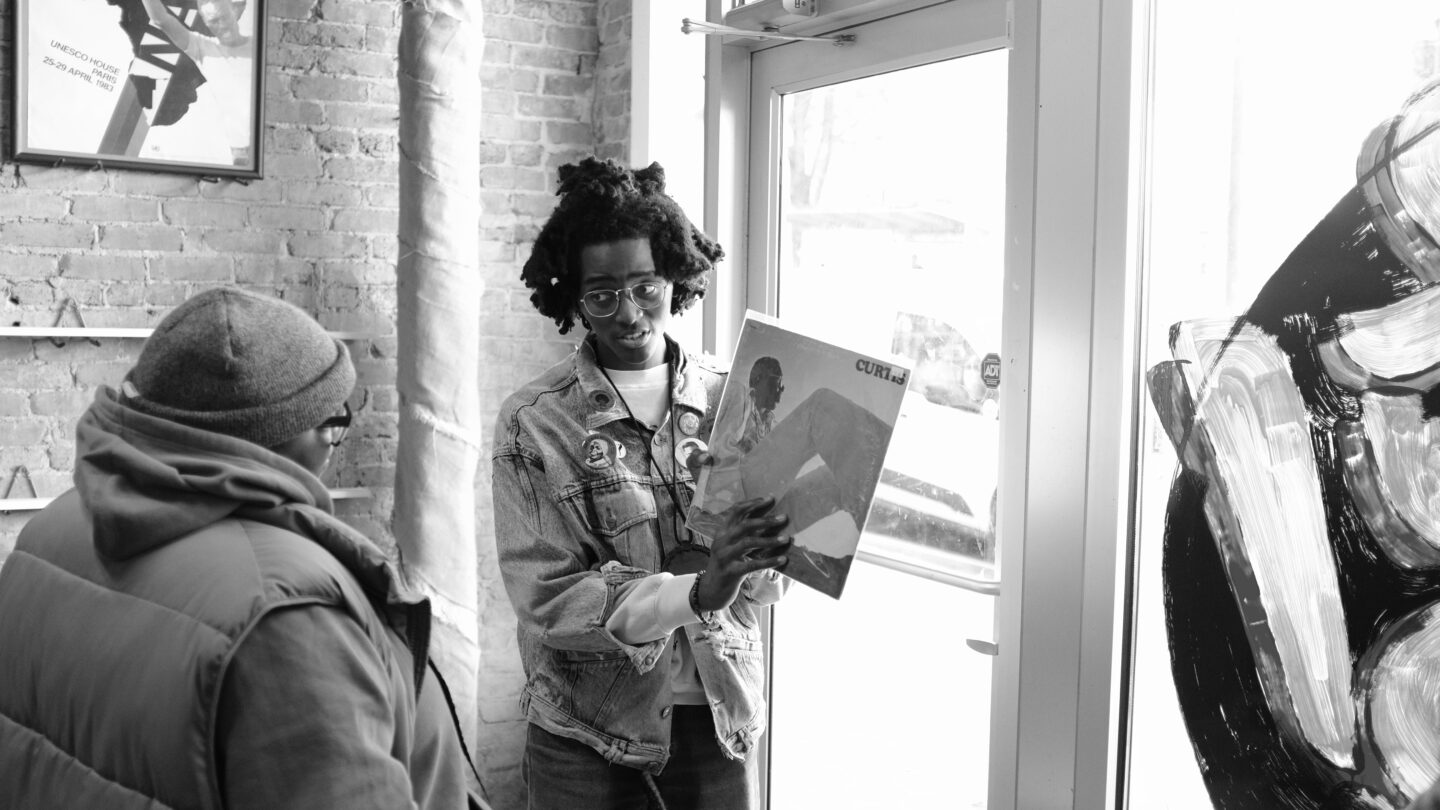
[579,281,668,319]
[317,403,352,448]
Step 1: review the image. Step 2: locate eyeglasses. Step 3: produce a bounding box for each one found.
[579,281,668,319]
[318,403,352,448]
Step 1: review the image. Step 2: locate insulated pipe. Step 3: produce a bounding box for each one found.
[395,0,483,766]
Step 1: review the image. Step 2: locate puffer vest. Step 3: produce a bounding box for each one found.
[0,491,401,810]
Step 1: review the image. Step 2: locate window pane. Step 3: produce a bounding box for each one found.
[1129,3,1440,808]
[766,51,1005,810]
[770,563,992,809]
[774,53,1007,587]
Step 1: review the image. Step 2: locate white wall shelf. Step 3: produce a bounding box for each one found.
[0,327,384,340]
[0,487,374,514]
[0,497,49,513]
[328,487,373,501]
[0,327,154,339]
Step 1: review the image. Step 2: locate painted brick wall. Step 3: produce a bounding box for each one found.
[0,0,631,805]
[594,0,631,162]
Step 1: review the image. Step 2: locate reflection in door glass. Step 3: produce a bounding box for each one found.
[766,52,1005,810]
[775,53,1007,588]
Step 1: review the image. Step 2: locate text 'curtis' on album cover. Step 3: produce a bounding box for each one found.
[686,312,910,599]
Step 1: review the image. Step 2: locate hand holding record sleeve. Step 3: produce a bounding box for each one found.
[694,495,793,613]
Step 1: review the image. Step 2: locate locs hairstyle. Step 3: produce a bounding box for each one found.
[521,157,725,335]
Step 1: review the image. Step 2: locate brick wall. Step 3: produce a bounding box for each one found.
[594,0,631,161]
[473,0,633,804]
[0,0,631,805]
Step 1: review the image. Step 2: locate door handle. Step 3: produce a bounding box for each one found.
[966,639,998,656]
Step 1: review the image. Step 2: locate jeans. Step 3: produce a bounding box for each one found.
[524,707,758,810]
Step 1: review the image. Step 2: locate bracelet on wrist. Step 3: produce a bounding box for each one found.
[689,570,708,618]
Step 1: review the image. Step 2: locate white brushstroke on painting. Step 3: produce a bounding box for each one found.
[1336,418,1440,571]
[1318,338,1440,394]
[1174,319,1355,769]
[1387,91,1440,280]
[1339,285,1440,379]
[1364,603,1440,799]
[1358,392,1440,555]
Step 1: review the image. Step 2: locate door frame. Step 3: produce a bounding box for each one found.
[742,1,1010,323]
[994,0,1144,806]
[701,0,1146,806]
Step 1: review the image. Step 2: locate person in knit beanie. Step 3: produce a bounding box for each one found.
[121,286,357,471]
[0,287,476,810]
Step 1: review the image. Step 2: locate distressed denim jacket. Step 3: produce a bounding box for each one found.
[492,335,786,774]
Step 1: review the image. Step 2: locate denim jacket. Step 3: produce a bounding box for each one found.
[492,335,785,773]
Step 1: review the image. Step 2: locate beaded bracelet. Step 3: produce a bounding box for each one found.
[689,570,707,618]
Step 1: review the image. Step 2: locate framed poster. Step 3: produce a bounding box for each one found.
[12,0,266,178]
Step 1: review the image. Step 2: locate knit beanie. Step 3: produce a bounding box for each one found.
[122,287,356,448]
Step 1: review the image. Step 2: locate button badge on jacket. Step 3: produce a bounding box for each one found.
[678,411,700,436]
[582,433,626,470]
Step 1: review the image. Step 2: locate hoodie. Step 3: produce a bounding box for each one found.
[0,386,468,810]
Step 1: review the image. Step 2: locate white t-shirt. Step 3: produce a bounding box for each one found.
[602,364,709,705]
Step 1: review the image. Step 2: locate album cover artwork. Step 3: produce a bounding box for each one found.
[687,313,910,598]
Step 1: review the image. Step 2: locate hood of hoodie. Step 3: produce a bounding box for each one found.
[71,385,432,686]
[76,386,424,607]
[76,385,334,560]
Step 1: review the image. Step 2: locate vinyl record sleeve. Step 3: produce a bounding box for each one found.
[687,312,910,598]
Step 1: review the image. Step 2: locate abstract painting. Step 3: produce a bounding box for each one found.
[1147,78,1440,808]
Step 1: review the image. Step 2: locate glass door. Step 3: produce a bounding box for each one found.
[741,4,1009,807]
